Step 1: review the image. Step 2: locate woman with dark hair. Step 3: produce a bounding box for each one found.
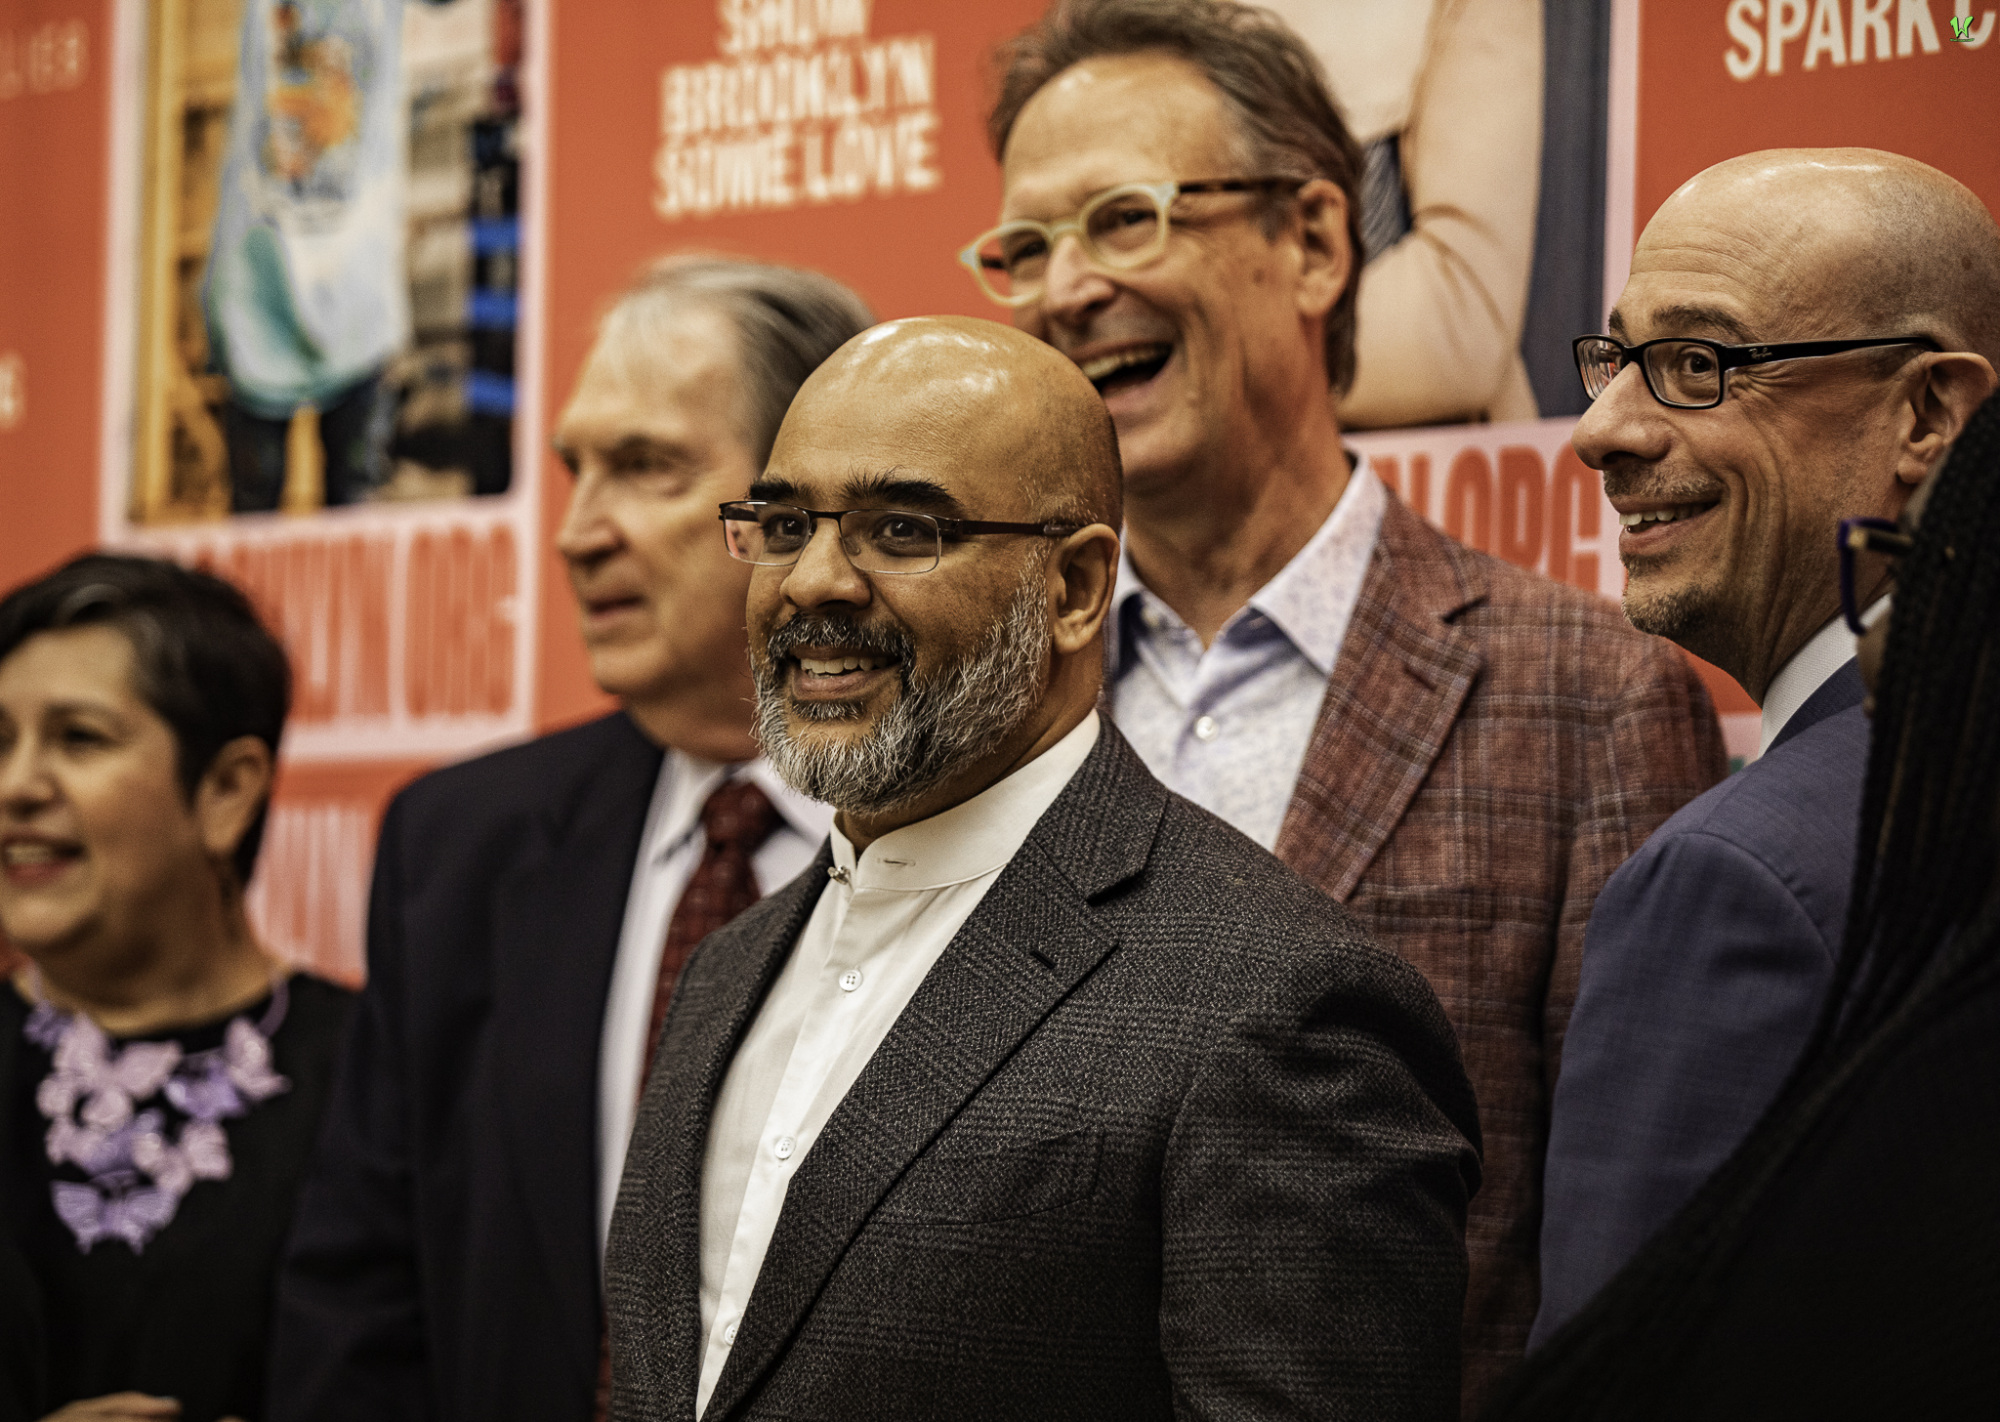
[1484,392,2000,1420]
[0,556,352,1422]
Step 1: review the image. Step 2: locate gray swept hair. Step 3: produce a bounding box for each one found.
[596,254,877,465]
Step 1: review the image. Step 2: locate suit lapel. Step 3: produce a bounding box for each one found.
[1275,494,1486,902]
[1770,659,1865,751]
[491,718,662,1357]
[700,728,1162,1422]
[610,859,831,1420]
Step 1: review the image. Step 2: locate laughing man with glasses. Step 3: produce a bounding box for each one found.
[979,0,1728,1408]
[1536,148,2000,1349]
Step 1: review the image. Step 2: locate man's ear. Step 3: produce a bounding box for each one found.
[1896,351,1999,486]
[195,735,275,872]
[1291,177,1352,325]
[1048,523,1121,656]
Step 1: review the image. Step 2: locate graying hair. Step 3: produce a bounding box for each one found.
[597,254,876,464]
[988,0,1365,395]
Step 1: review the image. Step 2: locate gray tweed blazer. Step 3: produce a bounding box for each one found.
[605,723,1481,1422]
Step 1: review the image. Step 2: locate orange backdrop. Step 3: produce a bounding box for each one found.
[2,0,1997,980]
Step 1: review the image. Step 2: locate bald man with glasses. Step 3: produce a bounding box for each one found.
[605,317,1481,1422]
[1534,148,2000,1345]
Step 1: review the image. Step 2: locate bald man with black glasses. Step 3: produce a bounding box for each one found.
[1536,148,2000,1345]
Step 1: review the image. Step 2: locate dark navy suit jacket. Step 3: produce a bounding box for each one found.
[1531,663,1867,1346]
[271,714,665,1422]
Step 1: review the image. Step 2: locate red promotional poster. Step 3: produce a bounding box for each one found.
[2,0,1995,980]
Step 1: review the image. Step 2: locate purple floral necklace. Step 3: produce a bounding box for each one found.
[23,971,291,1253]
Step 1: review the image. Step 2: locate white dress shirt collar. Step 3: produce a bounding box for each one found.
[827,711,1102,892]
[649,749,830,869]
[1758,599,1886,753]
[1109,461,1385,676]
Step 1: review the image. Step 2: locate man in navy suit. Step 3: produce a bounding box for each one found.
[1533,148,2000,1343]
[270,259,871,1421]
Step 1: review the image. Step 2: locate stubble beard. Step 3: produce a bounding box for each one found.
[752,565,1053,816]
[1604,463,1735,663]
[1621,562,1724,649]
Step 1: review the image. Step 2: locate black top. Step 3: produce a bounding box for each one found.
[2,974,353,1422]
[1658,960,2000,1418]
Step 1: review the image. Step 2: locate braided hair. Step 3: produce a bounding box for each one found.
[1482,389,2000,1421]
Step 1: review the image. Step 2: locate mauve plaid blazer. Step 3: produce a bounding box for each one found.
[606,724,1482,1422]
[1272,493,1727,1414]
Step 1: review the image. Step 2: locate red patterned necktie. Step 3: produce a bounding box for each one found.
[600,778,782,1420]
[641,776,782,1085]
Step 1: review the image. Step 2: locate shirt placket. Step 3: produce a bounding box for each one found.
[705,875,874,1370]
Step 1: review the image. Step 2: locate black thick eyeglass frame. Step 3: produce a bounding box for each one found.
[1838,516,1914,636]
[718,500,1084,573]
[1572,333,1940,409]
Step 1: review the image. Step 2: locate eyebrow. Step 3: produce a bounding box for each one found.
[12,699,129,724]
[749,469,969,518]
[1612,303,1757,344]
[842,472,965,516]
[551,433,691,471]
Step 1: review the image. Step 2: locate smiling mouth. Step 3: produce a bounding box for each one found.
[1077,343,1172,396]
[796,654,895,676]
[1619,501,1719,529]
[1,841,80,870]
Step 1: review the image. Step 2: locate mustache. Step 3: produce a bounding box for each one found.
[1600,457,1723,506]
[764,614,913,671]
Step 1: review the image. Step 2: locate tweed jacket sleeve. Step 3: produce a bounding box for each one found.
[607,724,1480,1422]
[1275,494,1727,1413]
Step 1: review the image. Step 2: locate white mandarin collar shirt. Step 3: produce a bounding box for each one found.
[1758,598,1886,755]
[1107,465,1386,849]
[693,712,1102,1417]
[595,748,832,1250]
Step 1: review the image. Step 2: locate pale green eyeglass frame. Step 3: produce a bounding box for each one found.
[957,177,1300,307]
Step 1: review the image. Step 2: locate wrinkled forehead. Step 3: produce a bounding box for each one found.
[767,387,1033,516]
[1000,54,1245,220]
[556,315,746,446]
[1614,179,1869,342]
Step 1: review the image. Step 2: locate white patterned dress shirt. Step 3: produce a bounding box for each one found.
[1108,467,1386,849]
[595,749,832,1251]
[693,713,1102,1417]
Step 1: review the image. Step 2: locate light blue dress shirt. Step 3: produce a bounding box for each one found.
[1108,468,1387,849]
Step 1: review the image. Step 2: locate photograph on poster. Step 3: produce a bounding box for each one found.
[4,0,1995,1004]
[128,0,523,525]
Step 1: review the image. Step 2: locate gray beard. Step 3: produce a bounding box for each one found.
[752,567,1052,816]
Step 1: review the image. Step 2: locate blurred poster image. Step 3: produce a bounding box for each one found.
[130,0,521,524]
[1262,0,1604,429]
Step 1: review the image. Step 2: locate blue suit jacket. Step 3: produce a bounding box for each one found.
[1531,662,1867,1346]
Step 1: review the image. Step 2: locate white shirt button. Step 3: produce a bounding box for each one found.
[722,1322,738,1345]
[839,968,863,992]
[1193,715,1219,742]
[773,1134,796,1160]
